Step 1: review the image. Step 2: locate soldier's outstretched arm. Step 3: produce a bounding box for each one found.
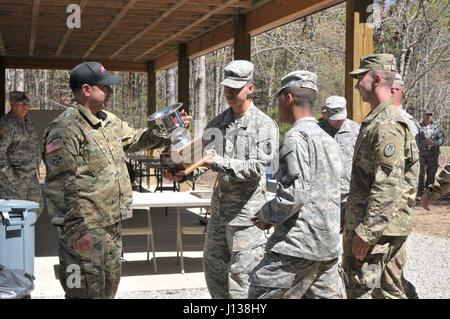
[259,134,311,226]
[355,122,409,245]
[42,126,89,247]
[120,119,169,153]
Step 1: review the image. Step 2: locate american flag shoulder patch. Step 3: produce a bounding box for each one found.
[46,139,63,154]
[0,128,7,137]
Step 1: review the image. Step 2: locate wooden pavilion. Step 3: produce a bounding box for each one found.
[0,0,374,123]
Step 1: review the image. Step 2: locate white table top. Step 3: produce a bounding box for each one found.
[132,191,212,209]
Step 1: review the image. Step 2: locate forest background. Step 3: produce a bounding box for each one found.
[4,0,449,142]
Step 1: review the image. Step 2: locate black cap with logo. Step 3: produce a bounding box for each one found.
[69,61,120,91]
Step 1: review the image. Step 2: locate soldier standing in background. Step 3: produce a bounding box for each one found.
[318,95,360,231]
[390,72,421,299]
[391,73,421,145]
[42,61,190,299]
[418,110,445,197]
[343,54,419,299]
[249,71,346,299]
[0,91,43,217]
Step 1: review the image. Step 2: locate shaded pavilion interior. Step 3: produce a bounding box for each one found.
[0,0,374,123]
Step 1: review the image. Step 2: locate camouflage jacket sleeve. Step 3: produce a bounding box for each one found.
[431,125,445,147]
[355,121,406,245]
[260,134,312,225]
[427,162,450,201]
[0,122,16,192]
[120,119,169,153]
[211,125,278,181]
[42,125,89,245]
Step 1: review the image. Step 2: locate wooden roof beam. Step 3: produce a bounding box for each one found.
[83,0,139,58]
[55,0,89,57]
[3,57,146,72]
[29,0,40,56]
[153,0,344,71]
[135,0,239,61]
[110,0,189,59]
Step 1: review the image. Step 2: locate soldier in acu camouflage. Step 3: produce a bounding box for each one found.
[0,91,43,216]
[391,72,420,299]
[417,109,445,196]
[344,54,419,299]
[249,71,346,299]
[166,60,279,299]
[318,95,360,229]
[41,62,190,299]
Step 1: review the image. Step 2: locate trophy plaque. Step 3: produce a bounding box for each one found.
[147,103,213,176]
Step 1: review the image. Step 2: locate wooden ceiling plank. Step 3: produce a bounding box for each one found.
[55,0,89,57]
[0,33,6,56]
[135,0,239,60]
[110,0,189,59]
[83,0,139,58]
[29,0,40,56]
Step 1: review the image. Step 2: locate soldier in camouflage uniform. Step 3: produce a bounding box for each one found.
[391,72,420,299]
[41,62,190,299]
[343,54,419,299]
[249,71,346,299]
[391,73,421,145]
[420,161,450,209]
[166,60,278,299]
[318,96,360,230]
[0,91,43,217]
[417,110,445,196]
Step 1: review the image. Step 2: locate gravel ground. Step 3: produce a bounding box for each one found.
[33,232,449,299]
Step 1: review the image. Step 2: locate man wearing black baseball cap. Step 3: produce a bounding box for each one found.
[41,61,191,299]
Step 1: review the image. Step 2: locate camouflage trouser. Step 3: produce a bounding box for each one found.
[402,273,419,299]
[56,223,122,299]
[248,252,346,299]
[342,231,408,299]
[418,154,439,194]
[203,214,267,299]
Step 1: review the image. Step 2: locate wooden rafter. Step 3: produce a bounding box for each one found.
[110,0,190,59]
[0,33,6,56]
[135,0,239,61]
[83,0,139,58]
[55,0,89,57]
[29,0,40,56]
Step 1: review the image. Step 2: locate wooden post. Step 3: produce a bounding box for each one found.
[0,59,5,117]
[177,44,190,192]
[345,0,373,124]
[178,43,190,113]
[234,14,251,61]
[147,60,156,128]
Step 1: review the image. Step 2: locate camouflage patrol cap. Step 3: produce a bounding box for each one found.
[394,73,404,86]
[274,70,318,96]
[325,96,347,121]
[423,109,433,115]
[349,54,397,78]
[220,60,254,89]
[9,91,29,102]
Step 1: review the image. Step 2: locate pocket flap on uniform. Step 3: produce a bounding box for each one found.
[370,242,389,254]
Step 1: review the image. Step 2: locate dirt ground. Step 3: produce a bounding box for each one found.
[413,198,450,239]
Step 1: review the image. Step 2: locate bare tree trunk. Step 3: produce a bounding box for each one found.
[166,68,176,106]
[193,56,207,138]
